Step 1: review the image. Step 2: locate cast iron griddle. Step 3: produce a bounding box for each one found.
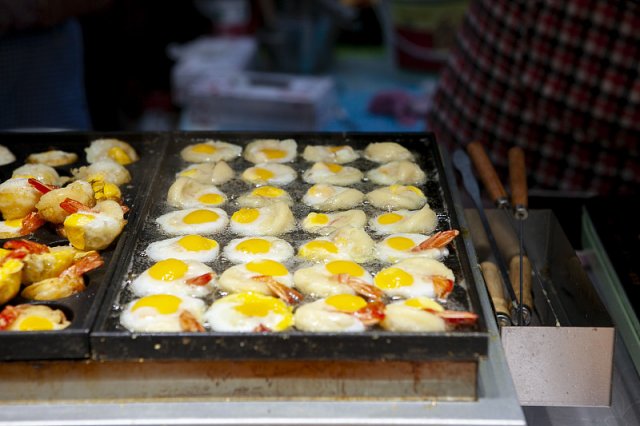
[0,132,165,360]
[91,132,488,361]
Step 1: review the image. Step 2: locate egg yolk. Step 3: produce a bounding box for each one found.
[326,260,365,277]
[307,213,329,225]
[374,267,414,289]
[308,184,332,197]
[301,240,338,254]
[386,236,416,251]
[230,293,293,330]
[246,259,288,276]
[64,213,95,250]
[326,294,367,312]
[107,146,133,165]
[252,168,275,181]
[404,297,443,312]
[197,193,224,205]
[260,148,286,160]
[328,146,346,153]
[4,218,22,228]
[192,143,217,154]
[183,209,219,224]
[236,238,271,254]
[325,163,343,173]
[252,186,284,198]
[18,316,54,331]
[179,169,197,177]
[148,259,188,281]
[232,208,260,224]
[405,185,424,196]
[132,294,182,314]
[377,213,403,225]
[178,235,218,251]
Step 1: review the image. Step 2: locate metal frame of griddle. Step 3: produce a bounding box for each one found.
[0,134,526,426]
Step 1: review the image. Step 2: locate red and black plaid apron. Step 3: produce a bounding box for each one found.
[427,0,640,195]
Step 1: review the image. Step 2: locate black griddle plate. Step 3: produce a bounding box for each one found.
[91,132,488,361]
[0,132,166,360]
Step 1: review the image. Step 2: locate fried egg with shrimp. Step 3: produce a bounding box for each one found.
[72,160,131,186]
[376,233,448,263]
[217,259,293,296]
[236,186,293,208]
[12,164,60,186]
[380,297,447,332]
[0,217,30,239]
[241,163,297,186]
[373,258,454,299]
[363,142,414,163]
[243,139,297,164]
[366,160,426,186]
[298,226,375,263]
[205,292,294,332]
[86,138,139,165]
[26,150,78,167]
[180,140,242,163]
[130,258,215,299]
[302,145,359,164]
[176,161,234,186]
[293,260,373,298]
[167,177,227,208]
[145,235,220,263]
[302,184,364,211]
[0,178,44,220]
[366,185,427,210]
[301,209,366,235]
[229,202,294,236]
[302,162,363,186]
[119,294,206,332]
[369,204,437,235]
[1,304,70,331]
[223,236,293,263]
[156,207,228,235]
[294,294,382,332]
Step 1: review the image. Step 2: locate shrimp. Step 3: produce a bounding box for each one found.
[251,275,304,304]
[333,273,385,302]
[0,178,43,220]
[60,198,127,251]
[0,212,45,239]
[31,178,95,224]
[411,230,460,252]
[381,297,477,332]
[179,310,205,332]
[21,251,103,300]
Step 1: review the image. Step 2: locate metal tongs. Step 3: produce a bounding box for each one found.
[453,143,532,326]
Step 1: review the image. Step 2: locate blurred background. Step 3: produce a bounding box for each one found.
[0,0,469,133]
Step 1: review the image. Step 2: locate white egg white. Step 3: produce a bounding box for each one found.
[130,259,216,298]
[241,163,297,186]
[302,145,359,164]
[120,294,206,332]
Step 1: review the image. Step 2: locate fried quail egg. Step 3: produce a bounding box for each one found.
[120,294,206,332]
[298,226,375,263]
[71,160,131,186]
[229,202,295,236]
[236,185,293,208]
[369,204,437,235]
[301,210,367,235]
[293,260,373,298]
[217,259,293,295]
[366,185,427,210]
[176,161,234,185]
[0,145,15,166]
[366,160,426,185]
[223,236,293,263]
[180,140,242,163]
[26,150,78,167]
[294,294,378,332]
[373,258,454,299]
[0,217,28,238]
[205,292,294,332]
[86,138,139,165]
[302,162,363,186]
[376,233,448,263]
[12,164,60,185]
[302,145,359,164]
[302,184,364,211]
[167,177,227,208]
[156,207,228,235]
[241,163,297,186]
[380,297,446,332]
[3,304,70,331]
[363,142,414,163]
[243,139,297,164]
[0,178,43,220]
[130,258,215,298]
[145,235,220,263]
